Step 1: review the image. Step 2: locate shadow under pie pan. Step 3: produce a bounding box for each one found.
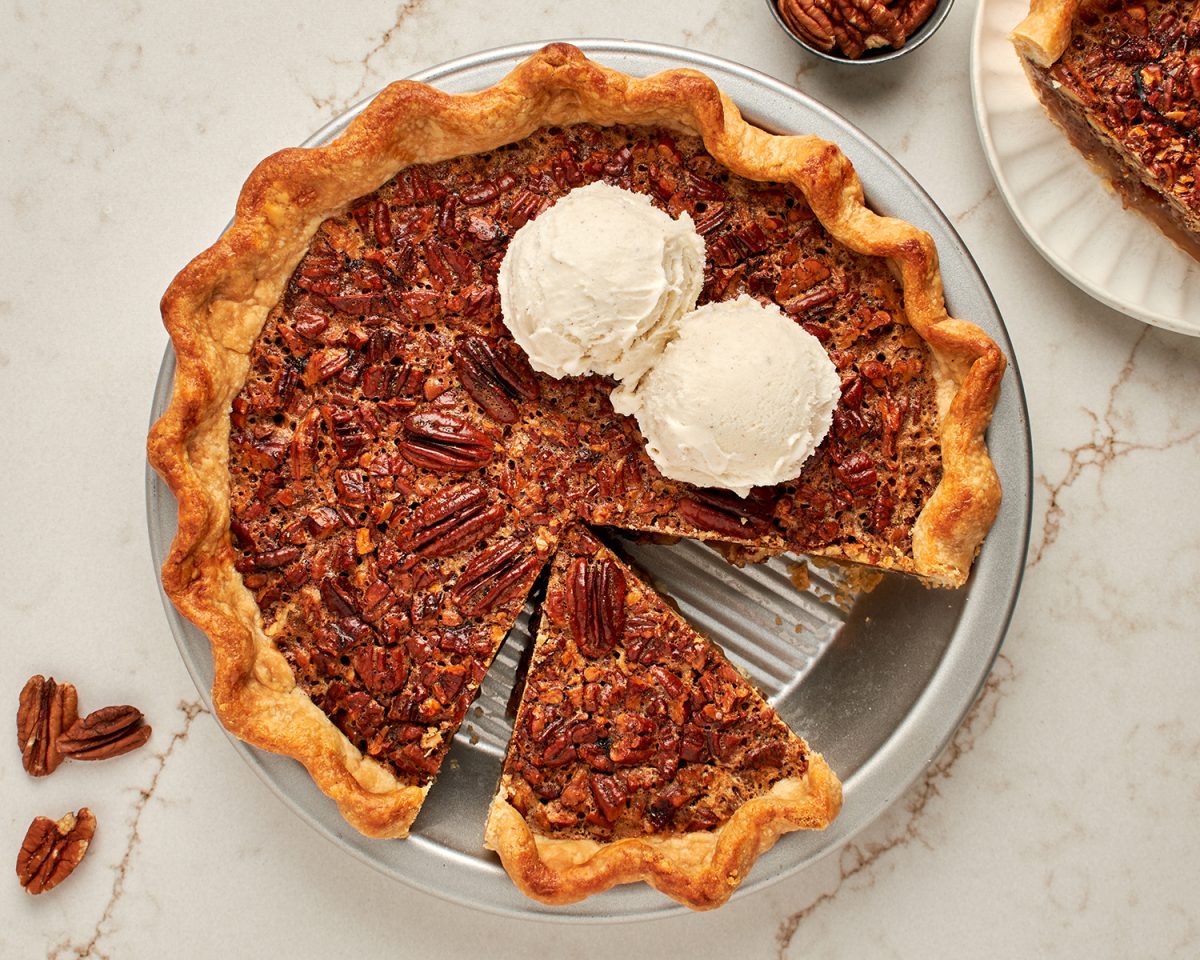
[145,40,1031,922]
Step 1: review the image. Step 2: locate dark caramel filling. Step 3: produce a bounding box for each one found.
[227,124,940,790]
[502,529,809,840]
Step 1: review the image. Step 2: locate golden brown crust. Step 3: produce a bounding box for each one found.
[485,524,843,909]
[1011,0,1081,67]
[148,42,1002,840]
[484,753,842,910]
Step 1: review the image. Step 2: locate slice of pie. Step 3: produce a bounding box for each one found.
[148,45,1003,846]
[1012,0,1200,260]
[485,526,841,909]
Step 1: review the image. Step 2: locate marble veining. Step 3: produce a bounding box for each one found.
[951,184,998,226]
[1033,328,1200,567]
[774,653,1016,957]
[47,703,207,960]
[310,1,433,117]
[3,0,1198,956]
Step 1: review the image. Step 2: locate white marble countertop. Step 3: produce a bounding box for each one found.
[3,1,1199,956]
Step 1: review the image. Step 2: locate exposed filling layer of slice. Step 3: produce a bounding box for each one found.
[1027,0,1200,257]
[495,526,812,840]
[227,122,942,794]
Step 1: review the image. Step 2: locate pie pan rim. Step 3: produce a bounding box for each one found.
[145,39,1031,922]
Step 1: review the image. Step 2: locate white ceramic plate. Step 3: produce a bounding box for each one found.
[970,0,1200,337]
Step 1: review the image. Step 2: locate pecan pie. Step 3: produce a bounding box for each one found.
[1013,0,1200,260]
[148,45,1003,847]
[485,526,840,908]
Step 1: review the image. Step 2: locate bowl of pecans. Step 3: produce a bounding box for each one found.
[767,0,953,63]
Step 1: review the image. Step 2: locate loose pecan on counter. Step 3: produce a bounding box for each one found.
[16,808,96,895]
[17,676,78,777]
[57,705,152,762]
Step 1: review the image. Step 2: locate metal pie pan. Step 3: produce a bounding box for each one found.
[146,39,1032,922]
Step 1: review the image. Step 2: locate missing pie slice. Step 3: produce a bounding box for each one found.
[1012,0,1200,260]
[148,45,1003,852]
[485,526,841,909]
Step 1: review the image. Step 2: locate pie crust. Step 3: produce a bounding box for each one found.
[148,44,1003,840]
[485,526,842,910]
[486,763,841,910]
[1010,0,1080,66]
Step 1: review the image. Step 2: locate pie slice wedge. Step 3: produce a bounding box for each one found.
[485,526,842,909]
[1012,0,1200,260]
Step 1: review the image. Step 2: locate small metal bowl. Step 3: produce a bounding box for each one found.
[766,0,956,64]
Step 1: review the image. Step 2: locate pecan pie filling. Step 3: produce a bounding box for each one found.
[1024,0,1200,256]
[227,123,942,789]
[500,527,810,839]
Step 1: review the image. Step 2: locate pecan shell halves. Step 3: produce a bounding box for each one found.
[398,411,494,473]
[16,675,78,777]
[16,808,96,895]
[566,557,627,659]
[57,705,152,762]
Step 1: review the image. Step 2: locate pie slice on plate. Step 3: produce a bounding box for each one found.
[1012,0,1200,260]
[148,44,1002,850]
[485,526,841,909]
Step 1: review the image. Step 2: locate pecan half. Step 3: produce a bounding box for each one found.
[397,482,506,558]
[678,488,774,540]
[362,362,422,401]
[17,676,78,777]
[454,336,540,424]
[233,545,301,574]
[507,188,551,230]
[57,705,152,761]
[897,0,937,36]
[589,773,628,823]
[451,539,544,617]
[778,0,933,58]
[302,348,351,386]
[566,557,626,658]
[398,411,493,473]
[833,451,878,492]
[853,0,905,46]
[16,808,96,895]
[781,0,838,52]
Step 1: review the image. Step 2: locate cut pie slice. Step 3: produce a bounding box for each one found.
[485,526,842,909]
[1012,0,1200,260]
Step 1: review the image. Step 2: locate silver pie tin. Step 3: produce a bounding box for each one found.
[146,39,1031,922]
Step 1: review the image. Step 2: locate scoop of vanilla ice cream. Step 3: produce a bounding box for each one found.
[611,296,841,497]
[497,181,705,382]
